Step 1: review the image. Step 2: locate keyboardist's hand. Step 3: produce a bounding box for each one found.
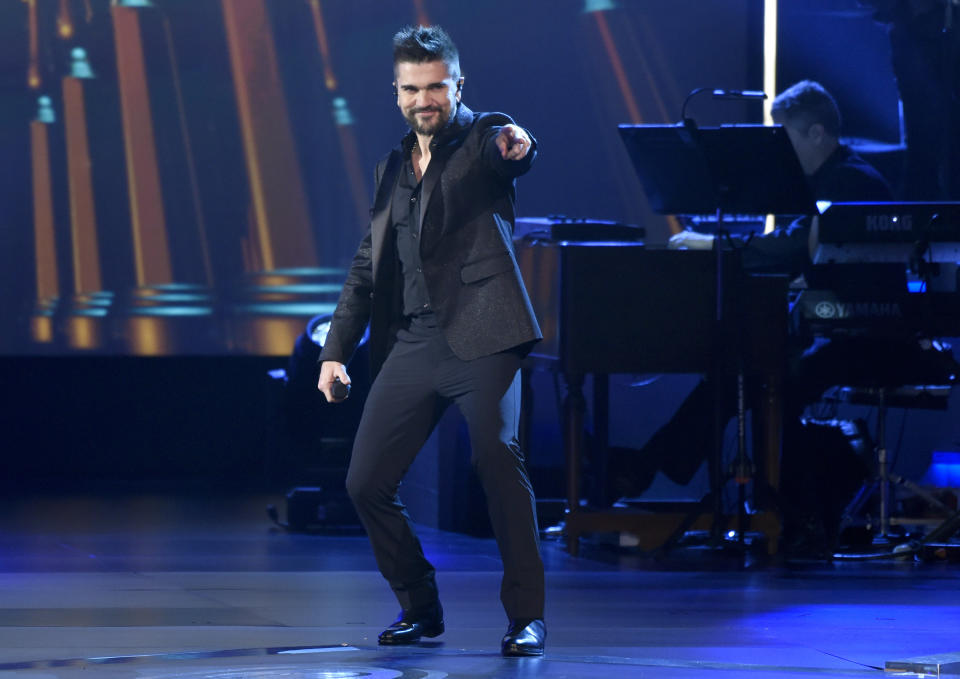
[668,230,715,250]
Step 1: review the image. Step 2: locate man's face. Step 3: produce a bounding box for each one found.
[394,60,460,137]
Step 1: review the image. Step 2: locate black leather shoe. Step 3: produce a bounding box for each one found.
[501,618,545,657]
[377,603,444,645]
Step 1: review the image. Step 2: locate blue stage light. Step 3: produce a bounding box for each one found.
[921,451,960,488]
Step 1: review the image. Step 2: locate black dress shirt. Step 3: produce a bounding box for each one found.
[392,146,433,320]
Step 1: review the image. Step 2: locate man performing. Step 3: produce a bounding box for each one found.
[669,79,892,265]
[316,25,546,657]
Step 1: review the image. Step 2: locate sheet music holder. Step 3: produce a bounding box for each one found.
[618,123,816,216]
[616,122,813,553]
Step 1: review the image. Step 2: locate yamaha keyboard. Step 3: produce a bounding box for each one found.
[815,201,960,264]
[802,201,960,338]
[792,288,960,339]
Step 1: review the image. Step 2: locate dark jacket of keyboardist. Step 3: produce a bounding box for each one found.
[739,144,893,274]
[317,104,543,377]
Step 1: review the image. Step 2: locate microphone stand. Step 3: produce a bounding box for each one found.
[662,114,758,553]
[644,92,804,558]
[657,203,758,554]
[712,207,732,547]
[681,88,768,123]
[712,217,755,551]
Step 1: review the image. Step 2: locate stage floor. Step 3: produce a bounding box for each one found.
[1,488,958,678]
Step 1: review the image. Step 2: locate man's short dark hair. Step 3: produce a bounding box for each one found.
[392,25,460,80]
[771,80,842,137]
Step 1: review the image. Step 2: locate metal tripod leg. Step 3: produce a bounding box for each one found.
[921,507,960,545]
[877,399,890,536]
[889,473,956,516]
[838,481,877,533]
[837,390,892,537]
[837,387,955,545]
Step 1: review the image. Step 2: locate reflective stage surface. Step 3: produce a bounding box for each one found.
[1,489,958,678]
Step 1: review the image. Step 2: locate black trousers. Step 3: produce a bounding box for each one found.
[345,321,544,620]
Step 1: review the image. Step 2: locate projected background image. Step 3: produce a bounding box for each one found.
[0,0,897,356]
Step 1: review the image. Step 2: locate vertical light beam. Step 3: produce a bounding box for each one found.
[763,0,777,126]
[413,0,430,27]
[593,11,642,125]
[764,0,777,233]
[307,0,373,232]
[307,0,337,90]
[112,5,174,286]
[30,97,61,336]
[221,0,318,270]
[57,0,74,39]
[26,0,40,89]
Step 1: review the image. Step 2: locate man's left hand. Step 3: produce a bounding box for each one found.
[668,230,715,250]
[496,124,532,160]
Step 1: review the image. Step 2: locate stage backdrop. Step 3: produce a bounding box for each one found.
[0,0,896,356]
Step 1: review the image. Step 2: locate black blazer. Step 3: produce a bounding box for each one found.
[319,104,542,376]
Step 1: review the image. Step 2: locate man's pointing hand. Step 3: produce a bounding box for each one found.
[496,124,532,161]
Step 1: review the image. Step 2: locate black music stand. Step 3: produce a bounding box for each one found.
[618,123,814,216]
[618,122,815,552]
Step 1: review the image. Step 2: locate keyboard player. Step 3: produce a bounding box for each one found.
[669,80,892,267]
[617,80,900,555]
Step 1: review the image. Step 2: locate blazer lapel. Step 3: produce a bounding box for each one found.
[370,149,403,279]
[418,156,443,238]
[417,105,474,240]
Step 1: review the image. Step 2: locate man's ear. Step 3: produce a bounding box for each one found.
[455,77,464,101]
[808,122,826,145]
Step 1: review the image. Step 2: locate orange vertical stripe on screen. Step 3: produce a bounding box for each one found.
[308,0,338,90]
[221,0,319,270]
[57,0,74,39]
[112,6,174,286]
[27,0,40,89]
[630,14,674,123]
[31,121,60,300]
[413,0,430,27]
[63,78,102,293]
[306,1,372,229]
[593,11,641,125]
[593,11,680,233]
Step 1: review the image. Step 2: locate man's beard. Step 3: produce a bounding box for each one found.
[404,105,453,136]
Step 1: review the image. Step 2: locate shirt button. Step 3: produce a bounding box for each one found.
[422,303,429,309]
[410,196,416,204]
[416,267,422,273]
